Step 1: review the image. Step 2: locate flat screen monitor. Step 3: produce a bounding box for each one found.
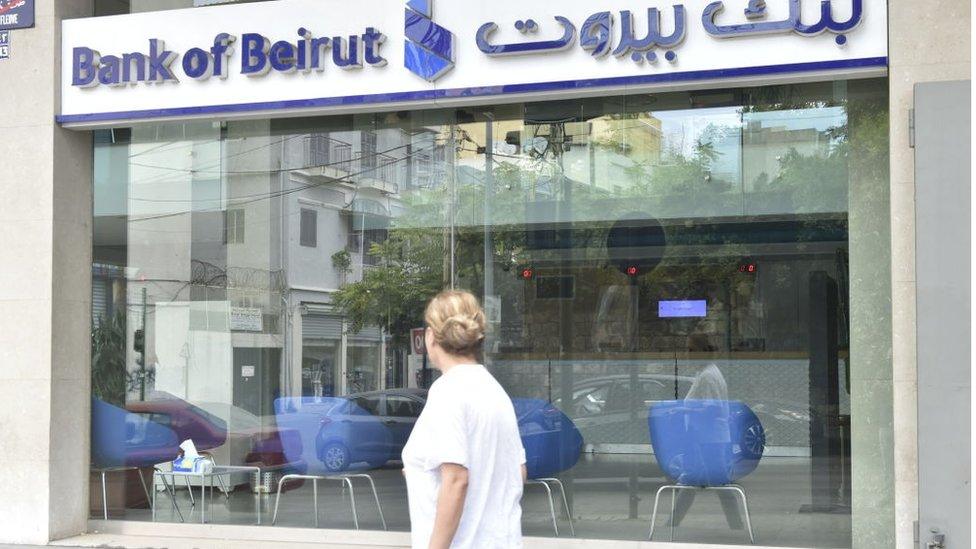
[658,300,707,318]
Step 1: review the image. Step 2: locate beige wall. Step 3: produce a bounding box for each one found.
[888,1,971,548]
[0,1,93,543]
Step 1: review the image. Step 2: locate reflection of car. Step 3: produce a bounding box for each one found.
[314,389,427,472]
[126,397,228,451]
[127,396,306,477]
[553,374,810,448]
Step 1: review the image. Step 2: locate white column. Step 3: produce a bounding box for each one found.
[0,1,94,543]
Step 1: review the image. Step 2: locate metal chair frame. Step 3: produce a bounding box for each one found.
[181,452,231,507]
[92,466,152,520]
[526,477,574,537]
[271,473,387,531]
[648,483,755,544]
[150,469,185,523]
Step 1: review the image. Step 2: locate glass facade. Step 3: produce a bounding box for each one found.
[91,79,889,547]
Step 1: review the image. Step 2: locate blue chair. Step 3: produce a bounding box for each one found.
[514,398,583,537]
[91,397,183,520]
[647,399,765,544]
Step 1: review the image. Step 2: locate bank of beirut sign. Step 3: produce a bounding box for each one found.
[58,0,887,127]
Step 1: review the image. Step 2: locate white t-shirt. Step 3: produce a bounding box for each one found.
[402,364,525,549]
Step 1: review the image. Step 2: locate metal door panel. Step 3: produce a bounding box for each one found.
[915,79,971,549]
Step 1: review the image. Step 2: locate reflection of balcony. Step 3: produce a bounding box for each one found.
[297,134,398,195]
[353,152,399,194]
[305,134,352,169]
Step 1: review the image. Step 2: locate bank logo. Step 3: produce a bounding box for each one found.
[404,0,455,82]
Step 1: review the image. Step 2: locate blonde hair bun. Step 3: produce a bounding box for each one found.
[424,290,487,356]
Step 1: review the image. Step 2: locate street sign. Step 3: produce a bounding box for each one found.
[411,328,426,355]
[0,1,33,31]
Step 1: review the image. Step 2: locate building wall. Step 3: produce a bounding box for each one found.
[0,1,94,543]
[887,2,971,548]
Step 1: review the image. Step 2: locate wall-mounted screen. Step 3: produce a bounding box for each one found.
[658,300,708,318]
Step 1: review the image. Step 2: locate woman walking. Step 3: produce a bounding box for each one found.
[402,290,526,548]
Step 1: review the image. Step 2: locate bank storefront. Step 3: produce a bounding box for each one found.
[66,1,892,547]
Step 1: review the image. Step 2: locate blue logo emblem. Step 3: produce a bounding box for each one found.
[404,0,455,82]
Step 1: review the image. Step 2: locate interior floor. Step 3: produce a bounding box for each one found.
[101,455,852,548]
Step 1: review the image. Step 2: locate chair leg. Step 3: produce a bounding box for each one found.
[272,474,291,525]
[343,477,359,530]
[730,485,756,545]
[536,480,559,536]
[101,471,108,521]
[648,484,671,540]
[185,476,195,507]
[159,473,185,523]
[215,472,231,499]
[669,487,677,542]
[200,476,207,524]
[136,469,151,511]
[312,478,319,528]
[357,474,388,531]
[549,478,574,537]
[151,472,157,522]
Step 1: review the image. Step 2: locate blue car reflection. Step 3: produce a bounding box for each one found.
[274,389,427,474]
[275,391,585,476]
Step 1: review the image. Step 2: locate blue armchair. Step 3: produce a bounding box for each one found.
[514,398,583,537]
[647,399,765,543]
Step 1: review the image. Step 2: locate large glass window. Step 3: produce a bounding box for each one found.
[90,80,888,547]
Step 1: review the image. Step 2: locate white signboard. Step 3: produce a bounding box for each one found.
[230,307,263,332]
[59,0,886,127]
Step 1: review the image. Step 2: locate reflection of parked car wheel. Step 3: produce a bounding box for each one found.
[743,423,766,457]
[321,442,350,472]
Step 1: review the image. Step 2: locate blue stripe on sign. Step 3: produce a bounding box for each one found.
[56,57,888,125]
[404,9,453,61]
[403,39,454,82]
[406,0,430,18]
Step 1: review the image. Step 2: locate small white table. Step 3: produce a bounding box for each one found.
[153,465,262,524]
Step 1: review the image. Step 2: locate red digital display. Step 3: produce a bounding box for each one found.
[625,266,639,277]
[520,268,534,280]
[738,263,757,274]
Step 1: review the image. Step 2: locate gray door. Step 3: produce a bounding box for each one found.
[915,80,971,549]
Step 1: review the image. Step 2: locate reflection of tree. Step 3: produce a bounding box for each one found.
[92,311,128,406]
[92,310,152,406]
[331,224,445,346]
[329,82,888,355]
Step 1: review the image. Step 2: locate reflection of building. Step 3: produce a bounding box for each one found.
[455,113,663,195]
[92,125,457,420]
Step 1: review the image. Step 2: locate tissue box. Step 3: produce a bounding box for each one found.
[172,456,213,474]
